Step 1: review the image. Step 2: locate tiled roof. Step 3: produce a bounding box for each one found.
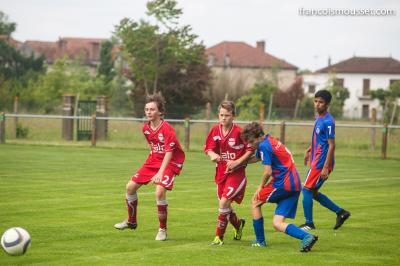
[205,41,297,70]
[317,56,400,74]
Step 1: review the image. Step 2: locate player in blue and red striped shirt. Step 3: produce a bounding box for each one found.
[241,122,318,252]
[300,90,350,231]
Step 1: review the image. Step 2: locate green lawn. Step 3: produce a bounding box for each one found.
[1,144,400,265]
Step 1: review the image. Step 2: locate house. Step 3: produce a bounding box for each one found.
[303,56,400,119]
[205,41,298,99]
[18,37,108,66]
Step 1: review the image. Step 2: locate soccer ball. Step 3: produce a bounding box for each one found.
[1,227,31,256]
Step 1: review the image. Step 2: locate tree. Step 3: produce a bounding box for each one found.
[321,75,349,118]
[115,0,210,117]
[371,81,400,123]
[0,11,16,36]
[0,11,45,111]
[274,76,304,117]
[236,78,278,120]
[97,40,115,83]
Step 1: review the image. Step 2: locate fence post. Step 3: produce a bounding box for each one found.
[205,102,211,135]
[184,118,190,151]
[96,96,108,140]
[91,115,97,147]
[280,121,286,144]
[267,94,273,120]
[62,94,75,141]
[0,112,5,144]
[259,103,265,127]
[370,108,377,151]
[13,95,19,138]
[381,124,388,159]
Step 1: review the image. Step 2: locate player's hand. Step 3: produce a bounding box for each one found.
[210,153,221,163]
[151,172,163,183]
[320,167,329,180]
[225,160,239,173]
[303,150,310,166]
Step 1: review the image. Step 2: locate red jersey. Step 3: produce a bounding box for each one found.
[204,124,254,183]
[142,120,185,173]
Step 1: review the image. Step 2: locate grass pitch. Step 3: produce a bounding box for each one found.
[1,144,400,265]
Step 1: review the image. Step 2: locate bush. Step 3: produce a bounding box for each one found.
[16,123,29,139]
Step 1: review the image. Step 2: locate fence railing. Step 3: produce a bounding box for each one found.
[1,112,399,159]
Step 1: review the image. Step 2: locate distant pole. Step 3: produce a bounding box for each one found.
[0,112,5,144]
[389,102,397,126]
[293,99,300,119]
[259,103,265,127]
[184,118,190,151]
[62,94,75,141]
[267,94,273,120]
[370,108,377,151]
[13,95,19,138]
[280,121,286,144]
[381,124,388,159]
[91,115,97,147]
[205,102,211,135]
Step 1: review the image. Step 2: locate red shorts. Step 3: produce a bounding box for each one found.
[304,166,331,190]
[217,172,247,204]
[131,165,177,190]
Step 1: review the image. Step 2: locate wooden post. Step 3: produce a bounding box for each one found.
[184,118,190,151]
[96,96,108,140]
[381,124,388,159]
[390,102,397,125]
[280,121,286,144]
[62,94,75,141]
[293,99,300,119]
[205,102,211,135]
[13,95,19,138]
[267,94,273,120]
[370,108,377,151]
[0,112,5,144]
[91,115,97,147]
[259,103,265,126]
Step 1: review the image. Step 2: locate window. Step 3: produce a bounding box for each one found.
[308,85,315,93]
[207,54,215,67]
[362,104,369,119]
[334,78,344,87]
[390,79,400,86]
[363,79,370,96]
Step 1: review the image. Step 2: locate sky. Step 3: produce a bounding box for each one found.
[1,0,399,71]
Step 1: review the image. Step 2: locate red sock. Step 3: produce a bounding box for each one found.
[157,200,168,229]
[216,208,231,239]
[126,193,138,224]
[229,210,241,230]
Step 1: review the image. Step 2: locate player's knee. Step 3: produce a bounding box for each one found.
[126,181,137,194]
[272,219,284,232]
[155,187,166,200]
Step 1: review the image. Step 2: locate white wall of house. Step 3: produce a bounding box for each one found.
[303,73,400,119]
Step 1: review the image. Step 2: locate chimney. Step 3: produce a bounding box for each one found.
[256,40,265,52]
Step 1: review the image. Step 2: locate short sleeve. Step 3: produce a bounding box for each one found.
[204,127,218,154]
[325,120,335,139]
[257,144,272,165]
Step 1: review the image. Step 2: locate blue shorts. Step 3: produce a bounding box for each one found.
[261,187,300,219]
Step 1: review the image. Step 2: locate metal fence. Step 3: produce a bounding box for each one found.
[1,113,399,159]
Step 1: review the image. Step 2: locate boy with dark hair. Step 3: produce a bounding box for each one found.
[242,122,318,252]
[300,90,350,231]
[114,93,185,241]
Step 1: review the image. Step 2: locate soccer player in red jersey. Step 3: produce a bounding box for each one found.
[114,94,185,241]
[204,101,254,245]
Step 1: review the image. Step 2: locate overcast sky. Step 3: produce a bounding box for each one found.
[1,0,399,71]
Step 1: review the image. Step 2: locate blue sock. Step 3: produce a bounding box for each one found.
[315,192,342,214]
[252,217,265,243]
[285,224,310,240]
[302,188,314,224]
